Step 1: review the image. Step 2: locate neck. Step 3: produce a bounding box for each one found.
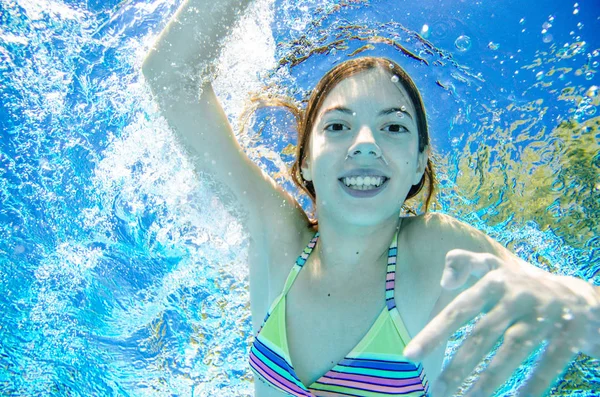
[315,213,401,274]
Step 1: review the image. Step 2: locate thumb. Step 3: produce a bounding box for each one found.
[441,249,497,290]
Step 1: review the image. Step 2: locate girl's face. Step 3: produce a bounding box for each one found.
[302,67,428,226]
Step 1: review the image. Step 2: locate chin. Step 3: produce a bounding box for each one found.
[321,203,400,228]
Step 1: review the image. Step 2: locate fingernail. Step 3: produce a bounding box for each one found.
[432,380,446,396]
[403,344,421,360]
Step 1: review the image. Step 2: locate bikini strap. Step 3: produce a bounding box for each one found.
[385,227,400,311]
[280,225,398,307]
[281,232,319,296]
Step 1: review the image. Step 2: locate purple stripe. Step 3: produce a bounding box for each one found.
[323,370,426,387]
[249,352,312,397]
[313,377,425,395]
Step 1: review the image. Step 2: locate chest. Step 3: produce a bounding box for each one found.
[276,249,437,388]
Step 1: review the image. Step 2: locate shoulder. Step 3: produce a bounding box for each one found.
[399,212,456,260]
[401,211,462,235]
[401,212,498,256]
[398,212,495,286]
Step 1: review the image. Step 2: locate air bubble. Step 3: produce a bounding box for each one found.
[592,61,599,68]
[455,35,472,51]
[573,8,579,15]
[391,75,399,83]
[548,15,555,22]
[389,63,394,69]
[562,308,574,321]
[585,72,594,80]
[585,86,598,97]
[542,34,553,43]
[396,112,405,118]
[400,105,407,111]
[488,42,499,50]
[536,316,545,322]
[542,22,552,30]
[577,22,584,30]
[519,18,526,25]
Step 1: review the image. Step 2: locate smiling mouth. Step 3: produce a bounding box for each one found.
[338,176,389,191]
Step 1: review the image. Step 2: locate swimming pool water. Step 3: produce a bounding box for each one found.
[0,0,598,395]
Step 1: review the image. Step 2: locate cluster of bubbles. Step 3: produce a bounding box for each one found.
[542,15,555,43]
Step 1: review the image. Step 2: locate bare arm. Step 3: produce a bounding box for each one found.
[142,0,307,239]
[404,212,600,396]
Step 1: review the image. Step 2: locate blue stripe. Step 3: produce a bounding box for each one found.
[252,338,299,381]
[388,247,397,257]
[338,358,419,371]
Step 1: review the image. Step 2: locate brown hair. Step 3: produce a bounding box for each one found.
[241,57,436,223]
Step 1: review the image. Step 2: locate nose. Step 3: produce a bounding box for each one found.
[347,126,383,160]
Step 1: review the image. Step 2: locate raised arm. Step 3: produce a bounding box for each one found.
[142,0,308,239]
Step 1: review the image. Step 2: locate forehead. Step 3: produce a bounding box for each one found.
[318,67,415,116]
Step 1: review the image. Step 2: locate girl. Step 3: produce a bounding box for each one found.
[141,0,600,396]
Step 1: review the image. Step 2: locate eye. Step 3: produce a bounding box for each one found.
[324,123,350,132]
[382,124,409,134]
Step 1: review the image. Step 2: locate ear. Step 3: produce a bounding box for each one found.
[300,156,312,181]
[413,146,429,185]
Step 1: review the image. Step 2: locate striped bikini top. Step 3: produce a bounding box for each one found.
[249,230,430,397]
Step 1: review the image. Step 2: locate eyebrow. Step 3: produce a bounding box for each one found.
[321,106,414,121]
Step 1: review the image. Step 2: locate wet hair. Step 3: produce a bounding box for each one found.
[241,56,436,224]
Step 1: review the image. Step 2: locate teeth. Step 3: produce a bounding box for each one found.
[342,176,385,189]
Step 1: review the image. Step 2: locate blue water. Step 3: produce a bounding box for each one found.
[0,0,598,395]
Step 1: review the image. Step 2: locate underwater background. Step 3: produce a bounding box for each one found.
[0,0,598,395]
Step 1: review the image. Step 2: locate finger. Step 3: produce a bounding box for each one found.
[442,250,502,290]
[519,327,579,397]
[463,319,549,397]
[432,304,515,396]
[404,271,505,360]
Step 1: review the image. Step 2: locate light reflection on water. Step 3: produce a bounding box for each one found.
[0,0,598,395]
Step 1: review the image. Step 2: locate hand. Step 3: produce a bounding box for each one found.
[403,249,600,397]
